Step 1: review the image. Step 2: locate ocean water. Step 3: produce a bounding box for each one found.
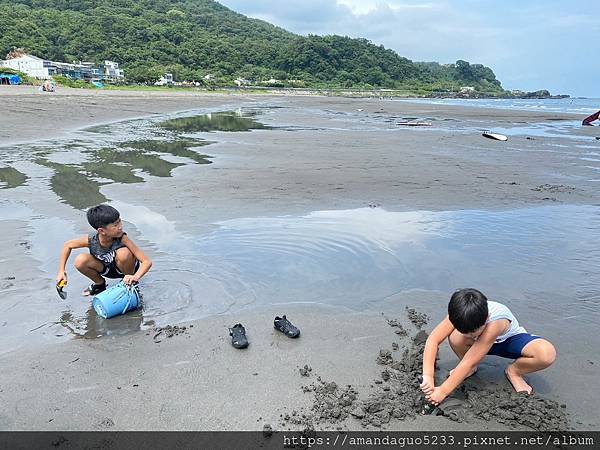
[399,97,600,115]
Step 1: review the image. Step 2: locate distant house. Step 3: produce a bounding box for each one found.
[0,53,124,82]
[104,60,124,82]
[0,54,55,79]
[234,78,252,87]
[155,73,174,86]
[82,61,103,80]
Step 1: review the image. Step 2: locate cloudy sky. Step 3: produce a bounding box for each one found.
[218,0,599,97]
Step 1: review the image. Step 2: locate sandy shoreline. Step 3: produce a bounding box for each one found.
[0,86,599,432]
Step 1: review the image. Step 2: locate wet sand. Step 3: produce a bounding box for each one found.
[0,297,570,432]
[0,86,599,431]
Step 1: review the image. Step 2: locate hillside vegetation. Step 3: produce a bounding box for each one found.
[0,0,504,93]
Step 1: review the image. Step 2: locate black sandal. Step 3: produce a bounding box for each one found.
[274,315,300,338]
[83,281,106,296]
[229,323,249,349]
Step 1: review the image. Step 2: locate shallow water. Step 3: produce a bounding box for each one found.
[120,140,212,164]
[158,111,269,132]
[0,109,274,209]
[1,201,599,347]
[1,103,599,349]
[1,138,216,209]
[2,102,599,205]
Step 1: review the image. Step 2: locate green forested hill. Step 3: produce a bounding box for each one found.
[0,0,504,92]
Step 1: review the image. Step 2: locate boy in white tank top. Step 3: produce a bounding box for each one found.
[420,288,556,406]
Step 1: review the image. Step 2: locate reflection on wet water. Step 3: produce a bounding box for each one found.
[120,140,213,164]
[0,167,27,188]
[60,306,144,339]
[158,111,269,132]
[3,104,600,350]
[109,204,600,330]
[82,161,144,184]
[36,159,108,209]
[30,139,212,209]
[94,148,183,178]
[2,200,600,347]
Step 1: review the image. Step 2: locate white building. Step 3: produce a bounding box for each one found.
[0,54,55,79]
[155,73,174,86]
[104,60,124,81]
[1,54,125,82]
[234,78,251,86]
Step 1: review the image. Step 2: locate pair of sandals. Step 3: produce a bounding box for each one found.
[229,315,300,349]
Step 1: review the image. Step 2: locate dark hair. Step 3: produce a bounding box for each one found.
[448,288,488,333]
[87,204,120,229]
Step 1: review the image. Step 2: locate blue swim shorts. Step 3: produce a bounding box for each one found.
[487,333,541,360]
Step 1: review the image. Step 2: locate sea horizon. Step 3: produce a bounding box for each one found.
[398,97,600,115]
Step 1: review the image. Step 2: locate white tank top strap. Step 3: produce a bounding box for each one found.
[487,301,527,343]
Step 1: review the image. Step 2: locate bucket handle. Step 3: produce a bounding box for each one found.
[120,282,139,315]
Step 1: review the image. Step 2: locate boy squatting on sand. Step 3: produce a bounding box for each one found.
[420,288,556,405]
[56,204,152,295]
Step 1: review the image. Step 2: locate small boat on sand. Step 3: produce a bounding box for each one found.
[482,131,508,141]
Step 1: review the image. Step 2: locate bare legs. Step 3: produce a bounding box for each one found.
[74,247,137,295]
[114,247,137,275]
[505,339,556,394]
[448,330,556,394]
[74,254,104,288]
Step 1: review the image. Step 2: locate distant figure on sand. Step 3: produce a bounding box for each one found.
[41,80,55,92]
[56,204,152,296]
[420,288,556,405]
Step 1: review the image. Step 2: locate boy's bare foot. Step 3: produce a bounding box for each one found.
[504,366,534,395]
[449,366,478,378]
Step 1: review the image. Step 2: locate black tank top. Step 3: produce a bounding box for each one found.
[88,233,126,264]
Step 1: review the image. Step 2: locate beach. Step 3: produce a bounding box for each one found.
[0,85,598,432]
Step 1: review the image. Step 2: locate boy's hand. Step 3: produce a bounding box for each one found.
[420,375,435,395]
[425,387,447,406]
[123,274,139,286]
[55,271,67,284]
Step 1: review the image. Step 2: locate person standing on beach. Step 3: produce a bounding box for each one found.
[56,204,152,296]
[420,288,556,405]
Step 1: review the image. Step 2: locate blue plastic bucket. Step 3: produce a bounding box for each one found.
[92,281,140,319]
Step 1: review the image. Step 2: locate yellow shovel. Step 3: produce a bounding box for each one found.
[56,278,67,300]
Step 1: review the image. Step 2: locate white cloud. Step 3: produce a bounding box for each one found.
[336,0,435,16]
[218,0,600,96]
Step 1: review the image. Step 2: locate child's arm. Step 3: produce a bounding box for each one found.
[421,316,455,395]
[56,236,89,283]
[428,320,506,404]
[121,235,152,284]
